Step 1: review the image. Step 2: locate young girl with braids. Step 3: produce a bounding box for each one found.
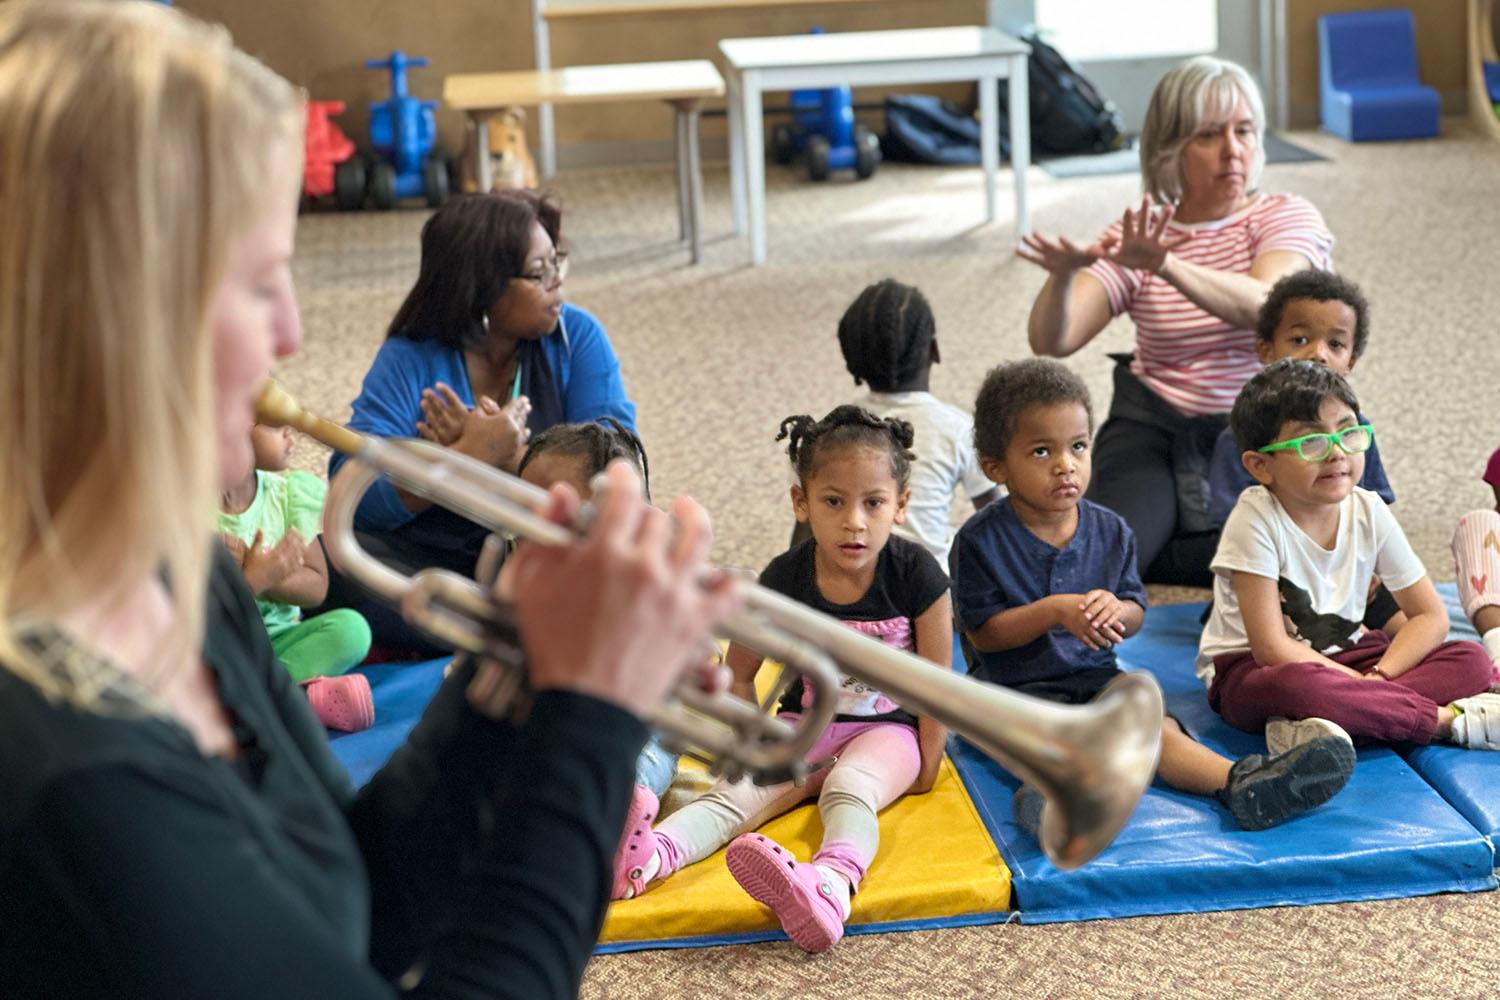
[611,405,951,954]
[513,419,681,801]
[831,279,997,567]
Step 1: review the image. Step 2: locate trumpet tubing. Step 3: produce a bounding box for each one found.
[256,381,1164,869]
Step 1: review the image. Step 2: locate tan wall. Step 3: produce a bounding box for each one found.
[177,0,1474,161]
[178,0,982,161]
[1286,0,1469,125]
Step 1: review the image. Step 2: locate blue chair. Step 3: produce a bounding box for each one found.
[1318,8,1440,141]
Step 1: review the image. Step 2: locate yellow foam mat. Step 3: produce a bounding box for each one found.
[599,753,1012,945]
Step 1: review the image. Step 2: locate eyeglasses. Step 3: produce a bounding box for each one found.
[1257,424,1374,462]
[516,252,569,288]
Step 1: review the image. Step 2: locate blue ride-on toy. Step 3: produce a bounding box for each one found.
[365,50,448,209]
[770,30,879,182]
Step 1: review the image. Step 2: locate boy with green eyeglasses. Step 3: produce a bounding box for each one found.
[1198,359,1500,754]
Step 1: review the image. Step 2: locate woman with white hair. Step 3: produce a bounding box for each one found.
[0,2,735,996]
[1018,56,1334,586]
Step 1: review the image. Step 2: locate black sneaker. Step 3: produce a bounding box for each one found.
[1012,784,1045,839]
[1217,735,1356,831]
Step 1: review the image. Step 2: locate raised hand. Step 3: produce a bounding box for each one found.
[240,528,309,595]
[1015,231,1110,275]
[416,381,471,445]
[453,394,532,472]
[219,532,249,567]
[1098,195,1189,273]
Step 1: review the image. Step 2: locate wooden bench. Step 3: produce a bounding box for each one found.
[443,59,725,263]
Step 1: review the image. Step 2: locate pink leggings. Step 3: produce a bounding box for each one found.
[1454,509,1500,620]
[652,719,920,891]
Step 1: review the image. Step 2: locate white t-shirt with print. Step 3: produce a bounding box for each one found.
[1196,486,1427,683]
[846,390,993,568]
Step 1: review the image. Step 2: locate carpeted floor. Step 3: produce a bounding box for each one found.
[281,121,1500,998]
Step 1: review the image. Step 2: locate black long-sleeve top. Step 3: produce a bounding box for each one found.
[0,548,646,998]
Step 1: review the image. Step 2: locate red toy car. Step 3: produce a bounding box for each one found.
[304,99,365,210]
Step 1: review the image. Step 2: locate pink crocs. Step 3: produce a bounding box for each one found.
[301,674,374,733]
[611,784,659,901]
[725,833,845,954]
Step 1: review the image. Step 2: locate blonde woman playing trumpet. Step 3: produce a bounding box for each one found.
[0,3,736,997]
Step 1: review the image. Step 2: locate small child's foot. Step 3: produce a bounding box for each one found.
[725,833,846,954]
[1449,693,1500,749]
[1012,784,1045,840]
[301,674,374,733]
[1265,716,1354,756]
[1218,735,1355,831]
[611,784,661,901]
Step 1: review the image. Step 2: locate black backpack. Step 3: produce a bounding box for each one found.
[1002,29,1127,156]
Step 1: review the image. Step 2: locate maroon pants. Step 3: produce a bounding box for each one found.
[1208,631,1497,745]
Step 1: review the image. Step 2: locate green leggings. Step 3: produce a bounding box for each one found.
[270,609,372,682]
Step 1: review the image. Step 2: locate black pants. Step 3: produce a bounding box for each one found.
[1086,355,1225,588]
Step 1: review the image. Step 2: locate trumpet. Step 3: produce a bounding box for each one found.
[257,381,1164,869]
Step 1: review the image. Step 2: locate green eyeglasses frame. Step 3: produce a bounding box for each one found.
[1257,424,1375,462]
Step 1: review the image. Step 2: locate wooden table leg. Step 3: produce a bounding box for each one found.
[685,103,705,264]
[472,114,493,194]
[669,98,706,265]
[673,109,689,242]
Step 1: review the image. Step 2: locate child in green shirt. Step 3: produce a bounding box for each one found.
[219,425,372,729]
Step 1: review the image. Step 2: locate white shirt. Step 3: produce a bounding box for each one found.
[1196,486,1426,684]
[847,390,993,569]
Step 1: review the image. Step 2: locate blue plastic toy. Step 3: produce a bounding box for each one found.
[1317,9,1439,142]
[365,50,449,209]
[769,29,879,182]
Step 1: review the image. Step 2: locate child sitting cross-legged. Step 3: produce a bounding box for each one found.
[1450,445,1500,667]
[219,424,373,731]
[511,419,682,818]
[950,359,1354,834]
[611,405,952,954]
[1200,359,1500,754]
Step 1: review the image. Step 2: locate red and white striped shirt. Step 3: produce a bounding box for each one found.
[1087,193,1335,416]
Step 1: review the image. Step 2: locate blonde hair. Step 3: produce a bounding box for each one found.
[0,0,301,705]
[1139,56,1266,205]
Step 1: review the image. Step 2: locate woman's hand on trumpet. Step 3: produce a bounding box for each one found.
[505,460,742,718]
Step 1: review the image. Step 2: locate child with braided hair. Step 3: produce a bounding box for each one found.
[512,418,680,803]
[826,279,996,567]
[611,405,951,954]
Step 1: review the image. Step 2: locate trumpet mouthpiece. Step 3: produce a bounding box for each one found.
[254,379,364,457]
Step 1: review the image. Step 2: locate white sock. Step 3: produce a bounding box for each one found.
[814,863,852,920]
[620,848,662,900]
[1482,627,1500,664]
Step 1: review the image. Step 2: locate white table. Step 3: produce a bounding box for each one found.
[719,26,1030,266]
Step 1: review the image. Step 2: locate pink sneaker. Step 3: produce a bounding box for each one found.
[302,674,374,733]
[611,784,659,901]
[725,833,845,954]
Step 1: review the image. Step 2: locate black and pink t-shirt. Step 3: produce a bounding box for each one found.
[758,536,950,728]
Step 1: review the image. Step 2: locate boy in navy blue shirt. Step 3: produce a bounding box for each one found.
[1206,270,1400,631]
[950,359,1353,833]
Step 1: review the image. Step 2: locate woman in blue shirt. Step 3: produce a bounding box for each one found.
[325,191,637,653]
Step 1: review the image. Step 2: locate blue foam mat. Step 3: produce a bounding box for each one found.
[1399,584,1500,843]
[328,658,448,788]
[951,600,1496,924]
[593,909,1013,955]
